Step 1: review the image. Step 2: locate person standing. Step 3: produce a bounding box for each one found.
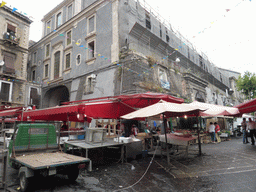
[241,118,249,144]
[131,124,139,136]
[214,122,221,143]
[208,122,216,143]
[248,118,256,145]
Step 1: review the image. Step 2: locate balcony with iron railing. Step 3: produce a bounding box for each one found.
[3,32,19,45]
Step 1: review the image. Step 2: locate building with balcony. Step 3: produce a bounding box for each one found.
[28,0,244,108]
[0,5,33,107]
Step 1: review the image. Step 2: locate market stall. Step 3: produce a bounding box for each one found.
[234,98,256,115]
[121,100,206,164]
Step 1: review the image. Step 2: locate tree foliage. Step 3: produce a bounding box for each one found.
[236,71,256,99]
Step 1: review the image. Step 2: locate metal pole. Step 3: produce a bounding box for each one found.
[197,116,202,156]
[163,113,170,165]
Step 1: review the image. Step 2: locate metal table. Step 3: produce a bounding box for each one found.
[159,134,198,157]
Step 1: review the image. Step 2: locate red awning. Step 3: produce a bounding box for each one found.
[0,108,23,118]
[78,100,136,119]
[115,92,184,108]
[235,98,256,115]
[22,104,87,122]
[0,117,20,123]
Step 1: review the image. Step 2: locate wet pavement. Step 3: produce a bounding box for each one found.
[2,136,256,192]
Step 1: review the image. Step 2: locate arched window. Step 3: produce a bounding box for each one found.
[54,51,60,79]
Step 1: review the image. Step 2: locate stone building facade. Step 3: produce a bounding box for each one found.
[27,0,244,108]
[0,6,33,107]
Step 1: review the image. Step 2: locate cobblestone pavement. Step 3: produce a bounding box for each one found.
[2,137,256,192]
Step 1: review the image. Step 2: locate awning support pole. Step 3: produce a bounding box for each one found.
[163,113,170,165]
[197,116,202,156]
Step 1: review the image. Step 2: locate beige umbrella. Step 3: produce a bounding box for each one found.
[187,101,240,117]
[121,100,206,119]
[121,100,206,161]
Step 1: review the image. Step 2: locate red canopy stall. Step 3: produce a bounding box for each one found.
[0,107,23,120]
[78,100,136,119]
[22,104,90,122]
[115,92,184,108]
[234,98,256,115]
[64,92,184,108]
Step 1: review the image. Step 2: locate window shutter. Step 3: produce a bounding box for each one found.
[30,88,40,106]
[54,51,60,79]
[7,23,16,32]
[0,82,11,102]
[3,52,15,74]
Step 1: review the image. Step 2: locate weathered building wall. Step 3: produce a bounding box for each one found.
[27,0,244,108]
[0,6,32,106]
[114,0,242,105]
[29,0,115,107]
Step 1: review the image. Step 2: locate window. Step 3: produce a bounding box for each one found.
[65,53,71,69]
[145,13,151,30]
[159,68,167,82]
[29,128,47,135]
[32,70,36,81]
[66,30,72,45]
[3,51,15,74]
[0,81,13,102]
[199,55,203,68]
[56,12,62,28]
[88,15,95,34]
[88,41,95,59]
[76,54,81,65]
[54,51,60,79]
[44,64,49,78]
[85,77,94,93]
[166,28,169,43]
[7,23,16,34]
[45,44,50,57]
[33,52,37,65]
[29,87,40,107]
[159,68,170,89]
[46,20,51,35]
[67,4,73,20]
[6,23,16,40]
[159,24,162,38]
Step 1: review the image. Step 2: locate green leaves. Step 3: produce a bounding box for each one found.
[236,71,256,99]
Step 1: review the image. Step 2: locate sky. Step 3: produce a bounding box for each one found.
[3,0,256,76]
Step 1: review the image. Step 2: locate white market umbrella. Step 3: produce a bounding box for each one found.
[242,114,255,119]
[187,101,240,117]
[121,100,206,120]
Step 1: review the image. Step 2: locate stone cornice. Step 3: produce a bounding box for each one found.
[183,72,208,88]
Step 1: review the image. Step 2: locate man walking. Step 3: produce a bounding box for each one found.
[241,118,249,144]
[248,118,256,145]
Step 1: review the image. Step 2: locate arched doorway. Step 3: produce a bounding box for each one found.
[43,86,69,108]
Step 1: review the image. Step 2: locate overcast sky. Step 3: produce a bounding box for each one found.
[5,0,256,75]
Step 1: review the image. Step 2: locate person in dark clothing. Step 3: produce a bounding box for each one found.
[60,121,68,137]
[241,118,249,144]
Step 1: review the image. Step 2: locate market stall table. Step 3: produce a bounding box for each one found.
[159,133,198,158]
[64,138,142,167]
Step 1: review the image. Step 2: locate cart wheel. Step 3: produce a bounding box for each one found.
[20,172,29,192]
[67,166,79,181]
